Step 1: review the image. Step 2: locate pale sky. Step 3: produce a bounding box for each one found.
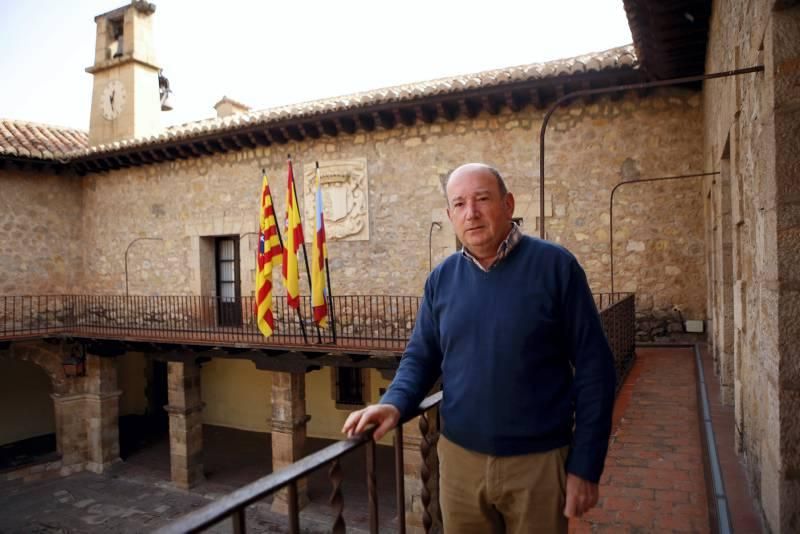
[0,0,632,131]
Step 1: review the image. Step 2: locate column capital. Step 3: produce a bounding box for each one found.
[270,414,311,433]
[164,402,205,416]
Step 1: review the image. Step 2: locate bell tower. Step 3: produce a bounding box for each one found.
[86,1,163,147]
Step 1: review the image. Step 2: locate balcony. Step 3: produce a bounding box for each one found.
[1,293,641,532]
[0,293,632,361]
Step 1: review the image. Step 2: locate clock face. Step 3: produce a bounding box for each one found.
[101,80,126,120]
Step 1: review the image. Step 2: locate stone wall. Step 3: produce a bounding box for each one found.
[54,91,704,333]
[703,0,800,531]
[0,168,83,295]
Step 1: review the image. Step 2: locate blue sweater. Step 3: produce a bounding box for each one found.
[381,235,616,483]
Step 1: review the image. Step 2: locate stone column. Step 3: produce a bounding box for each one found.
[166,361,204,489]
[270,371,310,513]
[84,354,121,474]
[51,393,89,474]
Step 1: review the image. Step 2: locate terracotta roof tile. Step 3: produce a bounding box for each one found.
[0,119,88,160]
[1,45,637,162]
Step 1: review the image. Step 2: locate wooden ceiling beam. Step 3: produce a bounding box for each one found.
[420,104,437,123]
[358,113,376,131]
[335,117,357,135]
[269,128,287,144]
[302,122,321,139]
[286,125,304,142]
[320,120,338,137]
[481,95,502,115]
[376,110,396,129]
[397,108,416,126]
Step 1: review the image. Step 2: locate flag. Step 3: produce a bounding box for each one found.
[311,163,329,327]
[256,172,283,337]
[282,157,304,309]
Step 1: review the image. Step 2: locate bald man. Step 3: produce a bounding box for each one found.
[343,163,616,534]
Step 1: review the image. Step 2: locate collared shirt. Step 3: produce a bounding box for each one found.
[461,221,522,272]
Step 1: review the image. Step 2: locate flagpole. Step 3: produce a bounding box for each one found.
[289,156,322,344]
[316,161,337,344]
[324,257,336,343]
[265,167,307,344]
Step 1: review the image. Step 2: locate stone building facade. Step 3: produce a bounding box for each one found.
[2,91,706,329]
[3,0,798,531]
[701,0,800,531]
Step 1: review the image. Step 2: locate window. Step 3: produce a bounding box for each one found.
[334,367,368,407]
[216,237,241,326]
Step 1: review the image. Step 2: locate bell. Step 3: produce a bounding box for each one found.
[160,92,173,112]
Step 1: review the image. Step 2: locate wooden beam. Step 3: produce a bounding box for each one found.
[320,120,338,137]
[482,95,502,115]
[398,108,416,126]
[269,128,287,144]
[530,88,543,109]
[286,125,304,141]
[420,104,438,123]
[358,113,376,131]
[377,110,397,129]
[182,143,201,157]
[72,162,87,176]
[194,142,212,156]
[97,158,114,171]
[336,117,357,135]
[201,141,218,154]
[226,136,244,150]
[302,122,321,139]
[85,160,102,172]
[460,98,481,118]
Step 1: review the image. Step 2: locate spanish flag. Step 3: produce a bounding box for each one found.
[256,172,283,337]
[311,162,329,327]
[282,157,304,309]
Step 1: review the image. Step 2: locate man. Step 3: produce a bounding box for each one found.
[342,163,616,533]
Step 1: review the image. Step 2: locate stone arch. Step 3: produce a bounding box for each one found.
[4,340,71,395]
[0,345,59,462]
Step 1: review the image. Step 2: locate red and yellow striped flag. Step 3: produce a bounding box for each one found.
[311,163,329,327]
[256,172,283,337]
[282,157,304,309]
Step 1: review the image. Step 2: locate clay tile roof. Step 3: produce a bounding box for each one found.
[0,119,88,160]
[75,45,637,157]
[3,45,637,164]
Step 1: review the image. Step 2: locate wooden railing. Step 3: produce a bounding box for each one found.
[153,292,637,534]
[155,392,443,534]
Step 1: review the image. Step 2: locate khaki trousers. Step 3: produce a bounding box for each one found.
[438,435,568,534]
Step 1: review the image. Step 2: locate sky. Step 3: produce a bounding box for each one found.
[0,0,633,131]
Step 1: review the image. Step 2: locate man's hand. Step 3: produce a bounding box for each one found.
[341,404,401,441]
[563,473,599,518]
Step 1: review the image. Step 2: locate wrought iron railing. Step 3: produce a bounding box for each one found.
[0,293,635,363]
[598,293,636,388]
[153,292,636,534]
[0,294,421,351]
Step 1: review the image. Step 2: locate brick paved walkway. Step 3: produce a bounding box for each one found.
[570,347,710,533]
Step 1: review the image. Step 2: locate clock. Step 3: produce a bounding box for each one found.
[101,80,127,120]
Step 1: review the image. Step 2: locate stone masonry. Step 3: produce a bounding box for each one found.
[270,371,309,513]
[165,360,204,489]
[2,90,705,339]
[704,1,800,531]
[2,342,121,479]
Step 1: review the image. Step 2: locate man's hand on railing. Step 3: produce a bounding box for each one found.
[341,404,400,441]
